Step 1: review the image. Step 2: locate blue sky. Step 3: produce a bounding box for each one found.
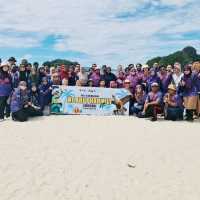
[0,0,199,67]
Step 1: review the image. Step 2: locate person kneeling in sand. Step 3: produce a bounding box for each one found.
[11,81,43,122]
[163,84,184,121]
[131,84,146,116]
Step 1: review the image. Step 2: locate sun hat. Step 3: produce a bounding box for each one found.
[142,64,149,69]
[1,61,9,66]
[168,84,176,91]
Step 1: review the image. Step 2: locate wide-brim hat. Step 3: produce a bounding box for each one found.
[168,84,176,91]
[1,61,9,66]
[142,64,149,69]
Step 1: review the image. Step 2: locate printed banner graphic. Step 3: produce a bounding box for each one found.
[51,86,131,115]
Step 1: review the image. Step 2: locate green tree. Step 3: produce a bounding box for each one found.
[43,59,79,67]
[147,46,200,68]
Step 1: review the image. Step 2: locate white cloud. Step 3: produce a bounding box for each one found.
[160,0,192,6]
[0,33,42,48]
[0,0,199,65]
[21,54,33,60]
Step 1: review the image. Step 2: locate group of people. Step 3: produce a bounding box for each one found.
[0,56,200,122]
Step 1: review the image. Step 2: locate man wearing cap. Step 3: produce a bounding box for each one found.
[142,82,163,121]
[164,84,183,121]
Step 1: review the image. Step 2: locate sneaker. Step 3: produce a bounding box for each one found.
[151,117,157,122]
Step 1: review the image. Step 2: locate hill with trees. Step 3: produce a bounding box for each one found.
[42,47,200,69]
[43,59,78,67]
[147,46,200,67]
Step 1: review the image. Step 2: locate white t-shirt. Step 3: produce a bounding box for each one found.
[172,73,183,87]
[77,72,88,85]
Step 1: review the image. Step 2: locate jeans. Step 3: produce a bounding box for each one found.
[165,107,183,121]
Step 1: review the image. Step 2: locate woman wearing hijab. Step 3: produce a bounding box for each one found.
[19,64,29,83]
[0,62,13,121]
[172,62,183,88]
[39,77,52,111]
[126,67,139,94]
[28,67,39,88]
[192,62,200,117]
[29,83,42,112]
[38,67,47,85]
[146,68,162,93]
[179,65,199,121]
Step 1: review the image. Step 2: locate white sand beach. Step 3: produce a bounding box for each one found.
[0,116,200,200]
